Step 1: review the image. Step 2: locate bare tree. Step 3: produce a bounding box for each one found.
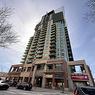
[0,7,18,47]
[85,0,95,22]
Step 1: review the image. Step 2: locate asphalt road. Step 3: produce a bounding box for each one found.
[0,87,72,95]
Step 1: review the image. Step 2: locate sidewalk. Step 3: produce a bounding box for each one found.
[32,87,73,95]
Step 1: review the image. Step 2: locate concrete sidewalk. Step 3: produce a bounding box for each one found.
[32,87,73,95]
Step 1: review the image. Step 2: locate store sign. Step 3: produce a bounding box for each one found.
[71,74,89,80]
[45,74,53,78]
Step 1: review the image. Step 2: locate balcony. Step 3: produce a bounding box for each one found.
[50,42,56,45]
[51,25,56,29]
[28,56,34,60]
[36,55,42,59]
[51,31,56,34]
[38,44,44,47]
[29,53,35,56]
[40,33,45,36]
[27,60,33,64]
[50,40,56,43]
[30,49,35,52]
[28,41,31,45]
[50,37,56,41]
[49,54,56,59]
[22,57,26,60]
[39,36,45,39]
[49,49,56,53]
[50,44,56,49]
[42,27,47,31]
[20,60,25,63]
[31,46,36,49]
[23,53,28,56]
[49,52,56,56]
[24,51,28,54]
[51,27,56,31]
[33,39,38,43]
[51,35,56,38]
[38,41,44,44]
[37,51,43,54]
[39,39,45,42]
[26,46,30,49]
[32,43,37,46]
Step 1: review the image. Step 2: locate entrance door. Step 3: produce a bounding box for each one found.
[36,77,42,87]
[46,78,52,88]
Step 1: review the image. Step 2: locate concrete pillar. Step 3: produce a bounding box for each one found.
[42,74,46,87]
[42,64,47,88]
[32,65,37,86]
[64,72,68,88]
[52,64,55,89]
[52,73,55,89]
[84,64,94,86]
[67,66,74,91]
[9,66,12,72]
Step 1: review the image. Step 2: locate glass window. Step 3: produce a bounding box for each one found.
[37,64,44,70]
[27,67,31,72]
[55,64,63,71]
[47,64,53,70]
[22,67,26,72]
[70,65,85,73]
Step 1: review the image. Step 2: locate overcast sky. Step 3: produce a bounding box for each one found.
[0,0,95,78]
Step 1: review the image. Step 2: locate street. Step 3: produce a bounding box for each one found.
[0,87,72,95]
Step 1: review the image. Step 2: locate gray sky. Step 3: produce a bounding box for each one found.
[0,0,95,78]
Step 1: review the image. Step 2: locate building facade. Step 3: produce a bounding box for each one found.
[7,10,94,90]
[21,10,73,89]
[67,60,94,90]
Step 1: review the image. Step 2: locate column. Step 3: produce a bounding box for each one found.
[32,65,37,86]
[42,64,47,87]
[42,75,46,87]
[52,64,55,89]
[67,66,73,91]
[52,73,55,89]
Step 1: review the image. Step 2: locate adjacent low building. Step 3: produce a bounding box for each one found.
[0,72,7,80]
[67,60,94,90]
[7,64,23,82]
[7,60,94,90]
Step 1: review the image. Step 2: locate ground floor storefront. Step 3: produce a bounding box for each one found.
[73,81,90,86]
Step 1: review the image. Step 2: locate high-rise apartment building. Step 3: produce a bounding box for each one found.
[7,10,94,90]
[21,10,73,64]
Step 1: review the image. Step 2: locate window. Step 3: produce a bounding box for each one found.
[75,65,82,73]
[70,65,85,73]
[22,67,26,72]
[37,64,44,70]
[27,67,31,72]
[47,64,53,70]
[32,66,34,71]
[70,66,76,73]
[24,77,28,82]
[55,64,63,71]
[12,67,17,72]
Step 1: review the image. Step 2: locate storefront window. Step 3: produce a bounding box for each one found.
[55,64,63,71]
[70,65,85,73]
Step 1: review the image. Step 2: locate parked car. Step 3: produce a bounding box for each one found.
[3,80,17,87]
[0,80,9,90]
[16,82,32,90]
[73,86,95,95]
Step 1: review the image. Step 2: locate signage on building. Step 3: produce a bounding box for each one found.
[45,74,53,78]
[71,74,89,80]
[47,59,63,63]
